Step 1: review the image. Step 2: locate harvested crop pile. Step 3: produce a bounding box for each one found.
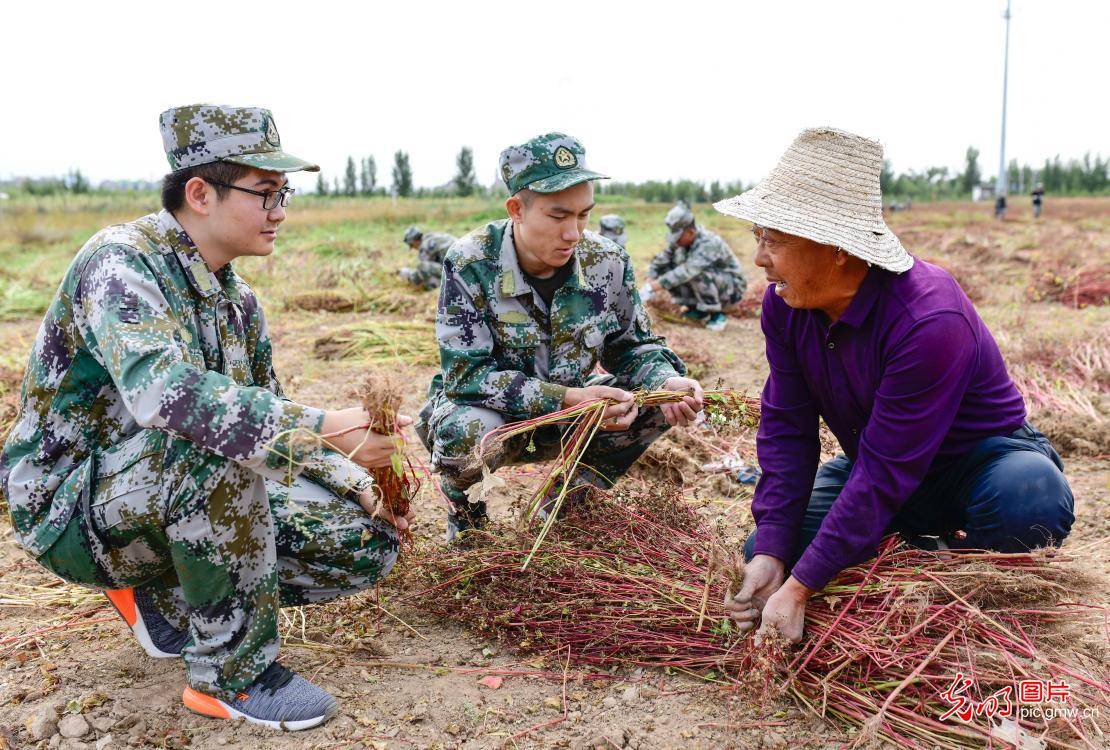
[412,486,1109,748]
[314,321,438,365]
[286,287,430,316]
[1005,330,1109,456]
[1029,264,1110,309]
[646,281,766,324]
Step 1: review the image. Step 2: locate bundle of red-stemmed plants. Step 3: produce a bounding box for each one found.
[468,388,760,568]
[411,485,1109,748]
[358,373,422,539]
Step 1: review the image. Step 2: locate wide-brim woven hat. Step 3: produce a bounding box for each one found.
[713,127,912,273]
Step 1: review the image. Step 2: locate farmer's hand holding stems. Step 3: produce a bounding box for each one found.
[563,377,705,432]
[323,406,416,531]
[724,557,812,644]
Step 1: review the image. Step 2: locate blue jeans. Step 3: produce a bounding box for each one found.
[743,422,1075,566]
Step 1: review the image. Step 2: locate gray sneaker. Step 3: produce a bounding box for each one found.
[104,587,189,659]
[182,662,338,731]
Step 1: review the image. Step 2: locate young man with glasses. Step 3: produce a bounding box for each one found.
[0,104,414,730]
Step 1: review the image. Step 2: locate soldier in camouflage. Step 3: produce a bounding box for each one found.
[0,105,414,730]
[399,225,456,289]
[414,133,705,540]
[598,214,628,248]
[648,203,747,331]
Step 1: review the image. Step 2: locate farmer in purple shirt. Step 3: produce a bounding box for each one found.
[715,127,1074,643]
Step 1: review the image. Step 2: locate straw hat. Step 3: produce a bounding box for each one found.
[713,127,913,273]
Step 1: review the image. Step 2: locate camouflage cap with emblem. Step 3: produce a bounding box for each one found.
[159,104,320,173]
[403,226,424,245]
[664,202,695,243]
[499,132,608,195]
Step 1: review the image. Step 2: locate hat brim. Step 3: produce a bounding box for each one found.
[528,169,609,194]
[221,151,320,173]
[714,185,913,273]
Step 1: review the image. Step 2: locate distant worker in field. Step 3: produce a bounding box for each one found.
[714,127,1074,644]
[1031,183,1045,219]
[598,214,628,248]
[416,132,704,540]
[0,105,415,731]
[399,225,456,289]
[645,202,747,331]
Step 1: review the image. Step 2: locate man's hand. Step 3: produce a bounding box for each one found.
[757,577,812,644]
[356,486,416,532]
[564,384,638,432]
[724,554,785,633]
[649,279,664,294]
[659,376,704,427]
[321,407,414,469]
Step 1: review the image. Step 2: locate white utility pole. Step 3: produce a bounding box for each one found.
[996,0,1012,218]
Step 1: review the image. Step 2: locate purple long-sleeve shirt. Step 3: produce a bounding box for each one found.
[753,259,1026,590]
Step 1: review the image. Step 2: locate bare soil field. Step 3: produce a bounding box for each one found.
[0,196,1106,749]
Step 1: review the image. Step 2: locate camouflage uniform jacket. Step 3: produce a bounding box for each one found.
[0,210,373,558]
[430,219,684,421]
[648,227,744,289]
[418,232,456,267]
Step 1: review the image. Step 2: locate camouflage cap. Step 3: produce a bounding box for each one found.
[598,214,628,247]
[599,214,625,233]
[499,132,608,195]
[664,203,695,243]
[403,226,424,245]
[159,104,319,173]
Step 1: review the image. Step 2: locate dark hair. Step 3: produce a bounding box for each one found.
[160,161,251,212]
[514,187,537,207]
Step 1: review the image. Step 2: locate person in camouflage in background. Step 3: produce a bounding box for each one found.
[415,133,705,540]
[598,214,628,248]
[647,202,747,331]
[0,105,415,731]
[399,225,456,289]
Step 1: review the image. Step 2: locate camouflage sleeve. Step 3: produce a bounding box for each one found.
[601,258,685,389]
[657,239,717,289]
[74,244,324,475]
[243,293,374,497]
[438,258,567,419]
[647,247,673,279]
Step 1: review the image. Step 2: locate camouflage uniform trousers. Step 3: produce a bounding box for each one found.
[399,261,442,290]
[37,429,399,700]
[667,269,747,314]
[416,375,670,525]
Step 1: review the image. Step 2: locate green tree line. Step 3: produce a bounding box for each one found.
[881,148,1110,202]
[8,148,1108,202]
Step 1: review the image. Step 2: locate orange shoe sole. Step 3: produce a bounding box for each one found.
[182,687,336,730]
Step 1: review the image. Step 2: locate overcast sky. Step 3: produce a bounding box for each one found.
[3,1,1106,192]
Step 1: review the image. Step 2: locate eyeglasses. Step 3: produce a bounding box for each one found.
[751,225,783,248]
[205,179,295,210]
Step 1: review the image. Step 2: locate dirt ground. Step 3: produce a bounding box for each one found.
[0,197,1106,749]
